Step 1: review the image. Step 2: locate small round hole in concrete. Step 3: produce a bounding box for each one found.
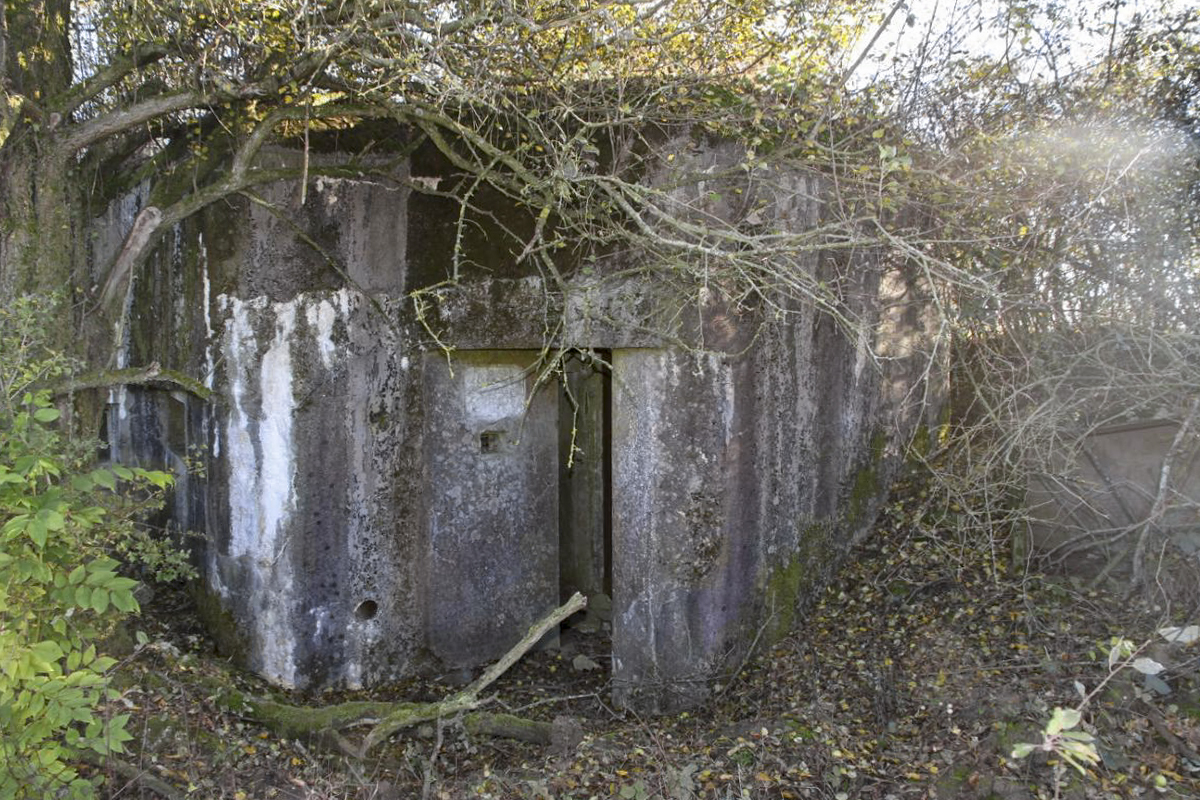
[355,600,378,620]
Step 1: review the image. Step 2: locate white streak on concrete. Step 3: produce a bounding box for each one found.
[223,297,259,561]
[258,303,297,561]
[220,294,299,686]
[217,290,363,688]
[718,357,735,445]
[306,299,339,370]
[853,322,870,383]
[200,234,215,391]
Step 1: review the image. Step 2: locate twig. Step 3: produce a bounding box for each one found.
[1131,397,1200,592]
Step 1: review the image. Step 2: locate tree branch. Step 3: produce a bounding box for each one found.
[360,591,585,754]
[1131,397,1200,590]
[56,89,212,159]
[52,43,169,120]
[214,593,588,758]
[48,362,213,400]
[94,100,394,323]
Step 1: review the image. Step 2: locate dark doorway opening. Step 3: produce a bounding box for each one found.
[557,349,613,636]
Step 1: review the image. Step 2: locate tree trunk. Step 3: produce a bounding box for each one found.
[1,0,78,304]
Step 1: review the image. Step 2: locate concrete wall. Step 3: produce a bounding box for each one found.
[103,143,939,708]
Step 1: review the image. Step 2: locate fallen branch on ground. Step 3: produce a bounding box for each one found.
[233,592,587,757]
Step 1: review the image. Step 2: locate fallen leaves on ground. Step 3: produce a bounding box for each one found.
[95,496,1200,799]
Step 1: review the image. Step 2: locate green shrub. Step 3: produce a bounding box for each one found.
[0,296,174,798]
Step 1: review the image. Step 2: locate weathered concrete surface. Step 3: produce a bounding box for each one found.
[611,349,733,708]
[102,140,941,708]
[423,351,560,667]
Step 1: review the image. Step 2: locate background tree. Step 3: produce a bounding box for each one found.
[880,1,1200,594]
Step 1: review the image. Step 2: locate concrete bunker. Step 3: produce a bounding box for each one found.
[97,138,942,711]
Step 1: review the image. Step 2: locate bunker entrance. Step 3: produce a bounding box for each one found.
[423,349,616,672]
[557,350,614,647]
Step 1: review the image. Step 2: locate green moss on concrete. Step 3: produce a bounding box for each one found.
[766,554,803,642]
[846,465,877,526]
[189,581,248,663]
[846,430,889,526]
[910,424,930,460]
[765,522,836,643]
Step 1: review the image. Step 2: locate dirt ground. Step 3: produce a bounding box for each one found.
[90,499,1200,800]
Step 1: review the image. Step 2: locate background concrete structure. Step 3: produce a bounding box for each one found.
[1027,419,1200,582]
[101,139,940,710]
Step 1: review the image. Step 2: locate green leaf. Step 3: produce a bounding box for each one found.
[1046,707,1081,736]
[28,518,48,548]
[90,588,109,614]
[1011,743,1036,759]
[110,589,138,614]
[30,640,64,663]
[136,468,173,489]
[91,469,116,490]
[37,509,64,532]
[1058,740,1100,773]
[3,514,30,540]
[33,407,60,423]
[85,570,117,587]
[89,557,120,573]
[104,575,138,592]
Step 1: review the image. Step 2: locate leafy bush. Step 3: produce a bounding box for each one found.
[0,296,174,798]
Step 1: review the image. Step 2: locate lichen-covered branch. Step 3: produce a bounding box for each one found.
[49,363,213,400]
[361,591,585,753]
[225,593,586,756]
